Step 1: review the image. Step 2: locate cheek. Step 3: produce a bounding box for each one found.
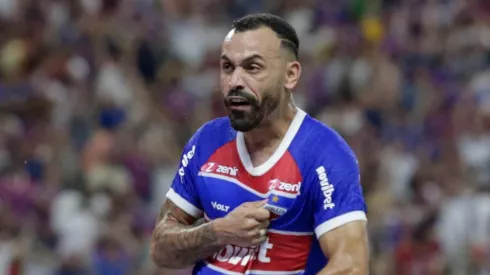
[262,77,281,94]
[242,75,265,99]
[220,74,230,94]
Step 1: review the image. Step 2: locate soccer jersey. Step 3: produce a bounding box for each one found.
[166,109,367,275]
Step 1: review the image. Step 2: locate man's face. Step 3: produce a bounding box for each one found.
[220,27,286,132]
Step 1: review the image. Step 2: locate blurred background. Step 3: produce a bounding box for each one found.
[0,0,490,274]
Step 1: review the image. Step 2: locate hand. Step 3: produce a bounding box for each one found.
[212,200,270,247]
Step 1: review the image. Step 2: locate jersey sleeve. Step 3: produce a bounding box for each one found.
[309,146,367,239]
[165,133,203,218]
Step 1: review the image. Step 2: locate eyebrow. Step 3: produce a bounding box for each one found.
[220,54,266,63]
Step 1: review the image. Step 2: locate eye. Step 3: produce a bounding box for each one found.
[246,63,262,73]
[221,62,234,73]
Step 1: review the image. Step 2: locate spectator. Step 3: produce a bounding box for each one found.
[0,0,489,274]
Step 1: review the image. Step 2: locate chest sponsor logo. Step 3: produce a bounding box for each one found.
[201,162,238,177]
[268,179,301,195]
[210,238,273,266]
[263,203,287,218]
[264,179,301,219]
[178,145,196,179]
[211,201,230,212]
[316,166,335,210]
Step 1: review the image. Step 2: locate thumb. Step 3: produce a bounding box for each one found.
[243,199,268,208]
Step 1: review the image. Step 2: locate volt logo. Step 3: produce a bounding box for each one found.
[211,201,230,212]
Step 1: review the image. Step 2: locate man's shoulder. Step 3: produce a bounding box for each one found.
[187,117,236,157]
[191,117,234,142]
[293,114,357,166]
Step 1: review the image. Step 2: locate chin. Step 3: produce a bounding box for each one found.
[226,107,264,132]
[229,119,258,132]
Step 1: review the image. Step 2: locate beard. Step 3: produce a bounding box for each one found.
[224,88,279,132]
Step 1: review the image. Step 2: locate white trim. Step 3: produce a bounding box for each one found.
[268,229,314,236]
[203,262,243,275]
[314,211,367,238]
[204,261,305,275]
[204,213,211,221]
[236,109,306,176]
[166,188,203,218]
[203,216,312,236]
[198,172,299,199]
[247,270,304,275]
[269,189,299,199]
[199,172,266,197]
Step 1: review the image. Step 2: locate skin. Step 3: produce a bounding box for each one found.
[317,221,369,275]
[151,198,270,270]
[150,26,369,274]
[150,200,221,269]
[220,27,301,161]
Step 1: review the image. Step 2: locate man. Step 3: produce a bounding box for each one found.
[151,13,369,275]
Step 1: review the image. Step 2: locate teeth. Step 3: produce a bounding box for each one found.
[230,98,248,104]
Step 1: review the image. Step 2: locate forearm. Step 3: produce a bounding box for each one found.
[150,219,223,269]
[317,266,363,275]
[317,255,367,275]
[317,221,369,275]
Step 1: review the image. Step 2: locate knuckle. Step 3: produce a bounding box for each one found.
[237,208,250,217]
[235,205,247,212]
[241,201,252,207]
[241,207,252,214]
[252,236,267,246]
[248,229,259,237]
[246,218,259,227]
[243,219,252,227]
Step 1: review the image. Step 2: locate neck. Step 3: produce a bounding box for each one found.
[243,102,297,153]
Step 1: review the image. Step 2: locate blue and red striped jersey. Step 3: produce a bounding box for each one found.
[166,109,367,275]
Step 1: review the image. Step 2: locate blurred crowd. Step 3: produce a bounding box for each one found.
[0,0,490,274]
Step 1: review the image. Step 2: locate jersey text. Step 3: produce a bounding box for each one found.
[178,145,196,179]
[202,162,238,177]
[211,201,230,212]
[269,179,301,194]
[211,238,273,266]
[316,166,335,210]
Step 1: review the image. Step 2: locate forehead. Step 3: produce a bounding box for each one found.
[221,27,282,61]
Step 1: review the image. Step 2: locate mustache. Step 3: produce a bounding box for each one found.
[226,88,256,102]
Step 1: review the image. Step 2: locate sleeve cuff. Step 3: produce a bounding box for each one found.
[166,188,203,218]
[314,211,367,239]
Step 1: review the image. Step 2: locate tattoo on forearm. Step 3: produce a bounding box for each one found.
[151,200,223,268]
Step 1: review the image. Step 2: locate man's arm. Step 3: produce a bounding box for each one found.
[150,199,271,269]
[317,221,369,275]
[150,199,223,269]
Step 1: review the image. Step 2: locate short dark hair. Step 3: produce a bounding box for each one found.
[232,13,299,60]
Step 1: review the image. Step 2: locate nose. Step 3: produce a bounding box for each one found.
[229,67,245,91]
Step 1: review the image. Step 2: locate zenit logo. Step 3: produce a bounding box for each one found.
[268,179,301,194]
[201,162,238,177]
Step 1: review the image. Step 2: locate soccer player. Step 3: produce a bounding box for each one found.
[151,13,369,275]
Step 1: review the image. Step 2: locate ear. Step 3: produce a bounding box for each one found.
[284,61,301,90]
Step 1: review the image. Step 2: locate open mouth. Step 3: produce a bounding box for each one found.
[228,96,252,109]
